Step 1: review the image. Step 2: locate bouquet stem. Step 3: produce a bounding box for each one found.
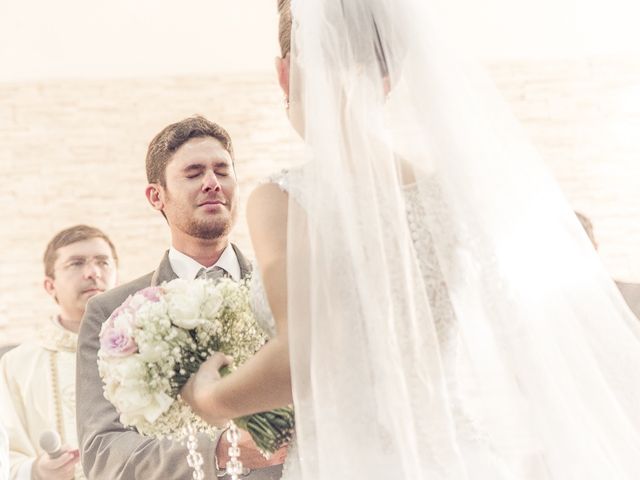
[219,366,295,457]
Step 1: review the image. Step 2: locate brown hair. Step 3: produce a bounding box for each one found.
[276,0,389,76]
[44,225,119,278]
[146,115,234,186]
[277,0,293,58]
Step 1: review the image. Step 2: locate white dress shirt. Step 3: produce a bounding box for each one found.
[168,244,241,281]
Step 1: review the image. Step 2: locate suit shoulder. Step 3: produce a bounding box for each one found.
[87,271,154,314]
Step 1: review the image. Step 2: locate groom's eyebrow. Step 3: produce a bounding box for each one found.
[214,160,231,169]
[183,163,205,172]
[183,160,231,171]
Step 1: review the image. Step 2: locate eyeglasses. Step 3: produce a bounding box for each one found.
[58,256,115,272]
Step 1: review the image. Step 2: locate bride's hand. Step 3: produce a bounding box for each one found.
[180,352,232,427]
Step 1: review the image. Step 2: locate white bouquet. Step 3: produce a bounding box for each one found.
[98,277,294,453]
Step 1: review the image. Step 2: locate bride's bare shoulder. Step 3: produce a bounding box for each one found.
[246,182,289,263]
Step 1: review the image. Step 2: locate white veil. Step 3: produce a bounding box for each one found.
[283,0,640,478]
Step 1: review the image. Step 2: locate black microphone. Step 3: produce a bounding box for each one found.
[39,430,63,459]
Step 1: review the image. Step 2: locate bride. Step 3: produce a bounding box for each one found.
[182,0,640,477]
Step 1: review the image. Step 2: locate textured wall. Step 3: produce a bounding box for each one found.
[1,59,639,346]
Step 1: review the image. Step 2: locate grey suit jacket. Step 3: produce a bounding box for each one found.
[617,281,640,320]
[76,247,283,480]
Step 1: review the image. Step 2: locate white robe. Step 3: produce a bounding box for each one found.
[0,423,8,480]
[0,318,84,480]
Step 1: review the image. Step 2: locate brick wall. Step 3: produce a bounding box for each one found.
[1,59,639,346]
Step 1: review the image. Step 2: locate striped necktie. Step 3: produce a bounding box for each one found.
[195,265,227,281]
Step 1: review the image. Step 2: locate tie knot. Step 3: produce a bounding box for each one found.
[196,266,227,281]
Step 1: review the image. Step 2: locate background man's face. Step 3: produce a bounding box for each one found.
[161,136,238,240]
[44,237,117,325]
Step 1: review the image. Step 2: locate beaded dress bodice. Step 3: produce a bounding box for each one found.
[248,169,485,478]
[250,169,460,365]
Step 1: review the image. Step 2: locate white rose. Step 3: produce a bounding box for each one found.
[113,387,149,414]
[136,300,168,323]
[108,356,146,384]
[171,314,204,330]
[146,392,174,422]
[113,312,135,332]
[127,293,149,311]
[165,280,207,329]
[137,342,169,363]
[103,378,120,402]
[201,287,223,319]
[116,388,173,426]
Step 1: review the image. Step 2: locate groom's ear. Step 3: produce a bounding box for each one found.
[145,184,165,212]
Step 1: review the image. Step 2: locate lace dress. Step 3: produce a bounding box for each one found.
[249,169,496,478]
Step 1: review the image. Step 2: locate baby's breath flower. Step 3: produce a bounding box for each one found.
[98,277,276,443]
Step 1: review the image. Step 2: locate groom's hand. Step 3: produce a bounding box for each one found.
[216,429,288,470]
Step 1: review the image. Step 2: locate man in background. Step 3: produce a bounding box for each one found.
[1,423,8,480]
[0,225,118,480]
[576,212,640,318]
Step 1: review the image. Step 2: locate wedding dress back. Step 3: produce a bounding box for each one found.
[263,0,640,478]
[251,170,517,478]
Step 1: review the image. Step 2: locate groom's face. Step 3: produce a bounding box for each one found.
[162,136,238,240]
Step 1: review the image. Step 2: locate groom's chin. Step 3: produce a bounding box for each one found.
[190,218,231,240]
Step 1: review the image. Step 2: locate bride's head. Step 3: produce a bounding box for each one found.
[274,0,396,136]
[275,0,303,134]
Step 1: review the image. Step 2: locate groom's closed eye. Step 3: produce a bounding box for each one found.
[213,161,232,177]
[184,164,205,179]
[183,162,231,179]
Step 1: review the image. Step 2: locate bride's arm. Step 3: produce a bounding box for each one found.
[182,182,292,424]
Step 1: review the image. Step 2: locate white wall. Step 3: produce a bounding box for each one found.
[1,0,639,83]
[442,0,640,60]
[0,0,279,81]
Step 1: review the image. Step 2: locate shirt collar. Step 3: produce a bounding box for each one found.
[38,316,78,353]
[168,244,241,281]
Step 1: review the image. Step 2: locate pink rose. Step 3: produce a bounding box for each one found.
[111,295,135,320]
[100,324,138,357]
[139,286,162,303]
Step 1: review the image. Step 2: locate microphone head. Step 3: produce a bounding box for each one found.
[39,430,61,454]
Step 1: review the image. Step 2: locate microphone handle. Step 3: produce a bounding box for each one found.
[48,448,64,459]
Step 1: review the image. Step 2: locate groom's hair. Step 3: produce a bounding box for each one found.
[146,115,234,186]
[43,225,119,278]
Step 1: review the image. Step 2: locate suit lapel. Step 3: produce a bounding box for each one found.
[232,244,253,279]
[150,251,178,286]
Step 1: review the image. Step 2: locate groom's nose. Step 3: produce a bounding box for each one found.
[202,170,222,192]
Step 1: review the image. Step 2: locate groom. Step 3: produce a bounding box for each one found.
[76,116,285,479]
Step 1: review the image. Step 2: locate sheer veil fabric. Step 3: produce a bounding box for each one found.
[283,0,640,478]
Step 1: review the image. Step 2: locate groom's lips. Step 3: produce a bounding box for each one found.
[198,200,225,207]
